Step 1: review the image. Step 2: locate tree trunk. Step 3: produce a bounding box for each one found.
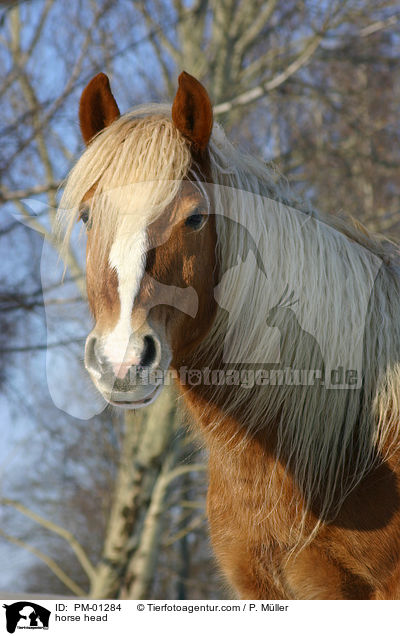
[89,386,179,598]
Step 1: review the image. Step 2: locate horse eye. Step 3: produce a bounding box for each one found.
[79,205,90,226]
[185,207,207,230]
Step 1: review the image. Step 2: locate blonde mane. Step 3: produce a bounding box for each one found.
[58,103,400,524]
[204,124,400,524]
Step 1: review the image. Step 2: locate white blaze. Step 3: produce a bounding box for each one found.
[103,229,147,375]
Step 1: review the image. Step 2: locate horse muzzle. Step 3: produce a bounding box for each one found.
[84,330,170,409]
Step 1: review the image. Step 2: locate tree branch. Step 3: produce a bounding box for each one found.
[1,498,96,582]
[0,182,60,203]
[164,514,206,547]
[359,14,399,38]
[0,529,85,596]
[214,32,324,115]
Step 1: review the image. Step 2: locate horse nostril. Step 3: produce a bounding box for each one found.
[85,336,98,375]
[85,336,107,377]
[140,335,157,368]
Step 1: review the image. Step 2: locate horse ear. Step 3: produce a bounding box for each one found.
[172,71,213,151]
[79,73,120,145]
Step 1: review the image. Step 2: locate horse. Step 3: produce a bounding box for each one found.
[58,70,400,599]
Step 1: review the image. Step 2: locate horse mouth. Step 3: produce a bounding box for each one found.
[107,384,163,409]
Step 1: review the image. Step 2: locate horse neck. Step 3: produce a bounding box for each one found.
[174,344,279,455]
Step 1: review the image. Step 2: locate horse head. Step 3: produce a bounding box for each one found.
[76,72,218,408]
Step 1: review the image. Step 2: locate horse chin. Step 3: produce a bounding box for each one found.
[105,384,163,410]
